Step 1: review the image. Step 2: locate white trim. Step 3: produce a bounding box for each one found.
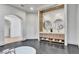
[38,11,40,41]
[64,4,68,46]
[77,5,79,47]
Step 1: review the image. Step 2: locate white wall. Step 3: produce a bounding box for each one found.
[67,4,77,45]
[77,5,79,46]
[0,5,26,45]
[25,13,38,39]
[0,5,7,45]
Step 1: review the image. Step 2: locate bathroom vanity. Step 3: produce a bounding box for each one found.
[39,4,65,44]
[39,32,64,43]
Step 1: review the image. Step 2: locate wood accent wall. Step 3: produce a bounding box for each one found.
[42,4,64,13]
[39,11,43,32]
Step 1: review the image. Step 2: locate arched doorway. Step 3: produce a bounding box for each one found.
[4,15,23,44]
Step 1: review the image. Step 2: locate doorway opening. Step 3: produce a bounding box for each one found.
[4,15,23,44]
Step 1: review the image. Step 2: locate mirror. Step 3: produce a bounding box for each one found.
[44,20,53,32]
[53,19,64,32]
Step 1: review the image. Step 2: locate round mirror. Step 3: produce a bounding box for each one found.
[44,20,53,32]
[53,19,64,32]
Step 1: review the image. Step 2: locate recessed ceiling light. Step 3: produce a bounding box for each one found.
[30,7,34,10]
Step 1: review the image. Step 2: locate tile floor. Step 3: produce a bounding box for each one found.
[0,39,79,54]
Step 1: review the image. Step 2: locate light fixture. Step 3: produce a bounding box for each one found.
[30,7,34,11]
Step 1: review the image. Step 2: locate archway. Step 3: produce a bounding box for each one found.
[4,15,23,44]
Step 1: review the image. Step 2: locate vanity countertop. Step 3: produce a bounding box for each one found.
[39,32,64,34]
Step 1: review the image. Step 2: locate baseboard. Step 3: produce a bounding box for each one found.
[68,44,78,47]
[0,43,4,46]
[67,41,78,46]
[26,39,38,40]
[25,39,38,41]
[24,37,38,39]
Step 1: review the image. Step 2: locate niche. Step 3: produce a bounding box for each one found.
[39,4,65,43]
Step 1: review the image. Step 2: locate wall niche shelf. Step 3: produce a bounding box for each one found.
[39,4,65,44]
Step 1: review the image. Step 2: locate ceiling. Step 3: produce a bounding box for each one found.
[9,4,55,13]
